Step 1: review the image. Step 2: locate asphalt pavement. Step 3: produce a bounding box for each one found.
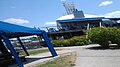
[9,44,120,67]
[73,44,120,67]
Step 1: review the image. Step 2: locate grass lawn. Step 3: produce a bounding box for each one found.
[36,53,76,67]
[19,49,60,56]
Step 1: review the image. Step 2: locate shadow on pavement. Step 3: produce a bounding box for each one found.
[9,56,53,67]
[23,56,53,64]
[85,45,120,50]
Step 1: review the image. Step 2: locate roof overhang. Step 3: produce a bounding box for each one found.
[57,18,120,23]
[0,21,45,38]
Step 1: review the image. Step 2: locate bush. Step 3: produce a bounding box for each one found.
[108,28,120,48]
[69,35,89,46]
[51,39,70,47]
[51,35,88,47]
[51,40,64,47]
[88,27,109,48]
[88,27,120,48]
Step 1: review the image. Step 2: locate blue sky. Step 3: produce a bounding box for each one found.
[0,0,120,29]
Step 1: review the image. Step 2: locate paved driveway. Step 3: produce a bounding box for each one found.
[73,44,120,67]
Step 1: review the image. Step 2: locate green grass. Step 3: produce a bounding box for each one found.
[19,49,60,56]
[36,53,76,67]
[28,49,49,55]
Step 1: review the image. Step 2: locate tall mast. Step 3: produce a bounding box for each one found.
[61,1,76,15]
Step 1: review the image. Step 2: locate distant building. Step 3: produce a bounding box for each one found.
[57,17,120,31]
[57,1,120,30]
[48,1,120,40]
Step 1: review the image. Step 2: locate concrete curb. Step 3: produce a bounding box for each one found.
[24,50,76,67]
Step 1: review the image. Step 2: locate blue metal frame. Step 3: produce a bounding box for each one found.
[2,35,24,67]
[0,39,10,54]
[17,37,29,56]
[0,21,58,67]
[42,32,57,57]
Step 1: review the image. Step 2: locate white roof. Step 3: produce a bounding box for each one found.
[57,14,103,20]
[57,14,74,20]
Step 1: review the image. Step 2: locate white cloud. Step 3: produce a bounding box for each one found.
[61,0,66,2]
[11,6,16,8]
[85,11,120,18]
[3,18,29,25]
[45,22,56,25]
[99,1,113,6]
[102,11,120,18]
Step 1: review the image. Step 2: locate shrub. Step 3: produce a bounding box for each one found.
[51,35,88,47]
[88,27,110,48]
[88,27,120,48]
[69,35,89,46]
[51,40,64,47]
[108,28,120,48]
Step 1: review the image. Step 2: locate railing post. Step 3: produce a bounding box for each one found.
[2,35,24,67]
[42,32,57,57]
[17,37,29,56]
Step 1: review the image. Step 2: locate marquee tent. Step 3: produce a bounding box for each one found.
[0,21,57,67]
